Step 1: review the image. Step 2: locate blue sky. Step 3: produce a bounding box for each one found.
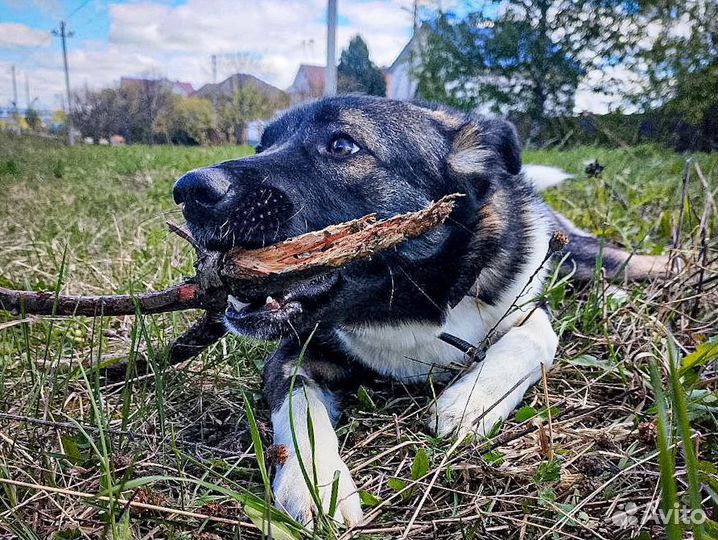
[0,0,418,109]
[0,0,623,113]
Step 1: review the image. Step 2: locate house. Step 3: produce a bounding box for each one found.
[120,77,195,97]
[385,26,511,116]
[193,73,287,145]
[287,64,325,106]
[287,35,420,104]
[193,73,286,103]
[171,81,196,97]
[384,28,426,100]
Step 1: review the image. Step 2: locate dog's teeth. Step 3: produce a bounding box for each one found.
[265,296,274,305]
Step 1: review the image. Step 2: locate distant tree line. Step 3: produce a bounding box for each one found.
[70,81,288,146]
[69,35,385,146]
[416,0,716,151]
[1,108,53,134]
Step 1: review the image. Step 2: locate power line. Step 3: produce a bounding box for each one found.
[71,10,103,34]
[68,0,93,19]
[9,2,99,112]
[69,0,106,33]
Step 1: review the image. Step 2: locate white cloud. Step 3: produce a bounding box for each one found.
[5,1,414,108]
[109,1,326,57]
[574,66,640,114]
[3,0,639,115]
[105,0,412,85]
[0,23,52,49]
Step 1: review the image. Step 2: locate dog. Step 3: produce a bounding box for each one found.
[172,96,668,527]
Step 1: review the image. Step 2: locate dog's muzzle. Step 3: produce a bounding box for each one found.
[174,163,336,338]
[173,166,230,209]
[173,165,293,251]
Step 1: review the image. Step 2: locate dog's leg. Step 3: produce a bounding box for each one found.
[264,342,362,528]
[428,307,558,438]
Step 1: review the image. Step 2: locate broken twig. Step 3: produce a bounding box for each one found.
[0,194,462,365]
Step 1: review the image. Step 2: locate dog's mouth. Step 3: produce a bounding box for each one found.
[223,272,340,338]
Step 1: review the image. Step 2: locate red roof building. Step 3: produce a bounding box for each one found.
[287,64,325,106]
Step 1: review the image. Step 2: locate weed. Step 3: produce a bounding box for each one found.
[0,135,716,538]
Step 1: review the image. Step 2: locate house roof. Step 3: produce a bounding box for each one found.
[387,25,428,73]
[173,81,195,96]
[289,64,325,95]
[193,73,286,100]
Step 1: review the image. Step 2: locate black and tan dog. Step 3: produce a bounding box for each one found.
[172,96,667,527]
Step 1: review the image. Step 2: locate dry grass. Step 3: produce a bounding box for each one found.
[0,134,716,539]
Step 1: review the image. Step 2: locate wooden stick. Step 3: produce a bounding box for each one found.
[0,282,203,317]
[223,193,461,279]
[0,194,461,318]
[168,311,228,363]
[0,194,461,364]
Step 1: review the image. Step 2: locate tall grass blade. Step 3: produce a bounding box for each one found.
[286,326,336,532]
[243,390,273,539]
[327,470,341,519]
[243,391,271,500]
[667,336,706,539]
[648,359,681,540]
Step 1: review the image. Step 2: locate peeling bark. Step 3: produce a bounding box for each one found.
[0,194,461,364]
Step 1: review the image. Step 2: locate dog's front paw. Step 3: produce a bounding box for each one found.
[427,382,521,439]
[273,449,363,529]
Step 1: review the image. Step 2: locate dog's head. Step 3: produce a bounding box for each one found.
[173,96,523,340]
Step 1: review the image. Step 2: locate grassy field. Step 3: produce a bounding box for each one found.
[0,132,716,540]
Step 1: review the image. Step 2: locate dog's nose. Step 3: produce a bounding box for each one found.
[173,168,230,208]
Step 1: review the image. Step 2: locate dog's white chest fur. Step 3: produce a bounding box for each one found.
[335,296,488,383]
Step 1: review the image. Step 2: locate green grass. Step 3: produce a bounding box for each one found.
[0,133,716,539]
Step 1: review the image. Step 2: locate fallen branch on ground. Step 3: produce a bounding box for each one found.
[0,194,461,366]
[0,282,205,317]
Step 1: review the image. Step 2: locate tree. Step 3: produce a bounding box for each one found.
[122,78,174,144]
[417,3,640,131]
[219,84,278,144]
[71,84,174,144]
[337,35,386,96]
[628,0,716,149]
[71,88,124,143]
[25,108,42,131]
[12,112,29,131]
[154,95,214,145]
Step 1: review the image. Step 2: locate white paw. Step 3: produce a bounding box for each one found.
[427,375,525,439]
[273,449,363,529]
[428,309,557,439]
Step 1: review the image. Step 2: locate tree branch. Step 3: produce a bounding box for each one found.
[0,282,204,317]
[0,194,462,365]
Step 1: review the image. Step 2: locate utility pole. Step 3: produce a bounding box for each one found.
[211,54,218,128]
[10,65,18,113]
[325,0,337,96]
[53,21,75,146]
[24,74,30,109]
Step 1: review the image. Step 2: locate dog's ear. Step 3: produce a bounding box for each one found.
[447,118,522,177]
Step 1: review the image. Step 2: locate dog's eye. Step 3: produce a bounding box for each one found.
[328,136,360,157]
